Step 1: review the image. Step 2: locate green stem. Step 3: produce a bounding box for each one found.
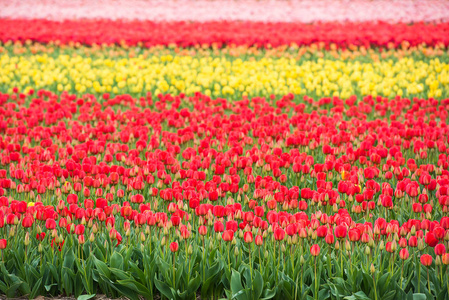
[373,273,378,300]
[340,246,343,278]
[173,253,176,289]
[228,243,231,274]
[446,267,449,299]
[249,247,253,299]
[314,256,318,300]
[202,237,206,284]
[418,263,421,293]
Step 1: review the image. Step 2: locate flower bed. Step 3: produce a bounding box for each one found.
[1,20,449,48]
[0,87,448,298]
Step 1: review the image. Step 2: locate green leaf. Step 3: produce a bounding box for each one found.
[63,272,73,295]
[44,283,58,292]
[109,282,140,300]
[6,281,22,298]
[186,272,202,296]
[260,286,276,300]
[382,290,396,300]
[117,279,153,299]
[154,275,175,300]
[94,258,111,278]
[253,270,264,300]
[63,250,75,270]
[344,291,370,300]
[413,294,427,300]
[30,278,43,299]
[201,261,222,294]
[77,294,96,300]
[230,270,244,295]
[110,252,124,269]
[109,268,131,281]
[232,288,250,300]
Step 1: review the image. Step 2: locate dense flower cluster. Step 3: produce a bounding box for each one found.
[1,0,448,22]
[0,88,448,298]
[1,44,448,100]
[1,20,449,49]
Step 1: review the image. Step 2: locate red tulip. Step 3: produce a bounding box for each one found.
[75,225,85,235]
[409,236,418,247]
[325,234,335,244]
[420,254,432,266]
[255,235,263,246]
[348,228,361,242]
[22,215,34,228]
[435,243,446,256]
[198,225,207,236]
[214,221,224,233]
[169,242,179,253]
[442,253,449,265]
[274,228,285,241]
[45,219,56,230]
[0,239,7,249]
[399,248,409,260]
[222,230,234,242]
[425,232,438,247]
[310,244,320,256]
[242,231,252,243]
[335,225,347,239]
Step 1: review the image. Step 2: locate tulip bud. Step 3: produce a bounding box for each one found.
[109,229,116,240]
[38,243,43,253]
[161,236,166,246]
[435,256,441,266]
[370,263,375,274]
[379,241,385,250]
[391,240,397,252]
[24,232,30,246]
[418,238,425,251]
[89,232,95,243]
[365,246,371,256]
[234,246,239,257]
[281,244,286,252]
[292,234,298,245]
[345,240,351,251]
[140,232,145,242]
[333,203,338,212]
[300,255,305,265]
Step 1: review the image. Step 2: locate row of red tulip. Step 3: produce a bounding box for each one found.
[0,20,448,48]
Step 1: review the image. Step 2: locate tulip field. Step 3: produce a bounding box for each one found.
[1,1,449,299]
